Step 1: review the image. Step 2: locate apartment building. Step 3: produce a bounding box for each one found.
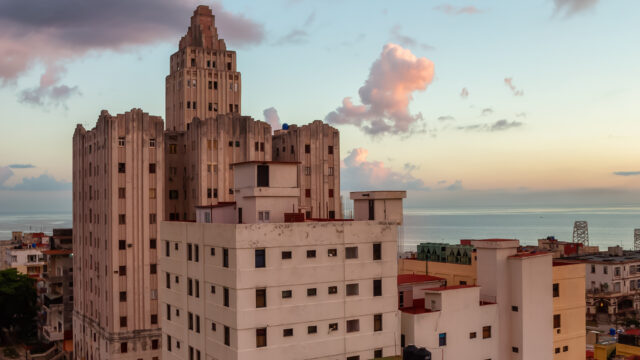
[72,109,164,360]
[159,162,404,360]
[272,121,341,219]
[165,5,241,132]
[40,228,74,352]
[4,247,46,277]
[551,261,586,359]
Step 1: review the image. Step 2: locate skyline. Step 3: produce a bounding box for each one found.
[1,0,640,212]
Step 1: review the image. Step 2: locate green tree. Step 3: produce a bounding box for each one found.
[0,268,38,342]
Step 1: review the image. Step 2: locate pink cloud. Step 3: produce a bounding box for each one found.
[341,148,428,190]
[434,4,482,15]
[553,0,599,16]
[504,77,524,96]
[326,43,435,136]
[460,87,469,98]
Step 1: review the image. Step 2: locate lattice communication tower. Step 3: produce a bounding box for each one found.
[634,229,640,251]
[572,221,589,246]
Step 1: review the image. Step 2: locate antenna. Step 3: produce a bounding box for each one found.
[572,221,589,246]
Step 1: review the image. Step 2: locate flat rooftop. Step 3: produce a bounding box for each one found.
[563,251,640,264]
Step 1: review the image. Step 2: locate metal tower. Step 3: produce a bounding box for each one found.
[573,221,589,246]
[635,229,640,251]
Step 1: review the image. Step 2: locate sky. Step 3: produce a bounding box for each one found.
[1,0,640,213]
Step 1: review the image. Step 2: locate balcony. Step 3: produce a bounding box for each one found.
[42,325,64,342]
[43,293,63,308]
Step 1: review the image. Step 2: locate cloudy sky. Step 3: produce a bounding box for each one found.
[1,0,640,212]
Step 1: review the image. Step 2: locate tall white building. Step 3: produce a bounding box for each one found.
[159,161,405,360]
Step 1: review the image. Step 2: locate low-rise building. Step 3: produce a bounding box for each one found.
[5,246,46,278]
[159,161,405,360]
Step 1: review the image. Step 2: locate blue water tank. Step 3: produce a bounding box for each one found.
[282,123,289,130]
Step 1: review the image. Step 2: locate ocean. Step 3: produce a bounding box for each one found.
[1,207,639,252]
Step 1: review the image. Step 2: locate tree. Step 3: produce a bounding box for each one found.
[0,268,38,342]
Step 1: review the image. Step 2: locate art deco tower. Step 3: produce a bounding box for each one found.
[165,6,241,132]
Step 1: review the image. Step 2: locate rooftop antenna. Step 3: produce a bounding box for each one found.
[634,229,640,251]
[572,220,589,246]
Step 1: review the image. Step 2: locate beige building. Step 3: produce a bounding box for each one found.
[551,261,587,360]
[272,121,341,219]
[165,5,241,132]
[159,162,404,360]
[72,109,164,360]
[4,247,46,277]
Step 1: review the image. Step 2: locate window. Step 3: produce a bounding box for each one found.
[307,250,316,258]
[512,305,518,312]
[308,325,317,334]
[256,328,266,347]
[482,326,492,339]
[615,267,621,276]
[373,279,382,296]
[329,189,334,198]
[120,342,127,353]
[283,328,293,337]
[211,322,216,331]
[118,187,125,198]
[305,189,311,198]
[211,285,216,294]
[374,314,382,331]
[150,238,156,249]
[257,165,269,187]
[374,349,383,358]
[254,249,266,268]
[282,290,292,298]
[149,138,156,147]
[328,286,338,294]
[553,314,561,328]
[149,163,156,173]
[346,247,358,259]
[151,314,158,325]
[305,144,311,153]
[224,287,229,307]
[347,319,360,333]
[258,211,270,222]
[282,251,292,259]
[373,243,381,260]
[469,332,477,339]
[196,315,200,333]
[149,188,156,199]
[328,166,334,176]
[118,137,125,147]
[591,264,596,273]
[553,283,559,297]
[307,288,317,296]
[256,289,266,308]
[304,166,311,175]
[223,248,229,267]
[167,335,172,352]
[225,326,230,346]
[119,266,126,276]
[119,291,127,302]
[169,190,179,199]
[235,141,240,147]
[188,312,193,330]
[151,339,159,350]
[329,323,338,331]
[150,264,157,274]
[188,278,193,296]
[166,304,171,320]
[120,316,127,327]
[512,347,519,353]
[149,213,156,224]
[346,283,359,296]
[119,240,126,250]
[119,214,126,224]
[166,273,170,289]
[604,266,608,274]
[169,144,177,154]
[439,333,447,346]
[328,248,337,257]
[555,347,560,354]
[210,247,215,256]
[328,145,334,154]
[563,346,568,352]
[118,163,125,173]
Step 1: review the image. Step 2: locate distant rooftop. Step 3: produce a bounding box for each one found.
[564,251,640,264]
[397,274,444,285]
[426,285,478,292]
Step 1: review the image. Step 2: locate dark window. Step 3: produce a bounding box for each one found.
[307,288,317,296]
[211,285,216,294]
[346,283,359,296]
[119,240,126,250]
[118,188,125,198]
[119,291,127,302]
[257,165,269,187]
[373,243,381,260]
[368,200,375,220]
[512,305,518,312]
[305,144,310,153]
[211,322,216,331]
[373,279,382,296]
[151,314,158,324]
[224,326,230,346]
[328,145,334,154]
[255,249,266,268]
[238,207,242,223]
[188,312,193,330]
[281,251,292,259]
[166,273,170,289]
[165,241,170,257]
[283,328,293,337]
[329,189,334,198]
[439,333,446,346]
[374,314,382,331]
[553,314,561,328]
[328,248,337,257]
[256,328,266,348]
[151,339,159,350]
[329,323,338,331]
[469,332,476,339]
[149,213,156,224]
[224,287,229,307]
[214,81,218,90]
[191,58,195,66]
[482,326,491,339]
[228,141,233,147]
[208,80,212,89]
[149,163,156,173]
[307,250,316,258]
[223,248,229,267]
[120,342,127,353]
[120,316,127,327]
[374,349,383,358]
[563,346,568,352]
[166,304,171,320]
[119,266,126,276]
[210,247,215,256]
[346,247,358,259]
[195,244,199,262]
[150,264,157,274]
[119,214,126,225]
[167,335,172,351]
[512,347,519,353]
[255,142,259,151]
[207,188,212,198]
[150,238,156,249]
[235,141,240,147]
[553,283,559,297]
[256,288,266,308]
[347,319,359,333]
[305,189,311,198]
[328,210,335,219]
[188,278,193,296]
[328,286,338,294]
[308,325,317,334]
[188,243,193,261]
[282,290,292,298]
[118,163,125,173]
[214,188,218,198]
[169,190,179,199]
[555,348,560,354]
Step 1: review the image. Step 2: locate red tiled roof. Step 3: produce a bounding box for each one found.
[42,249,72,256]
[397,274,444,285]
[400,299,435,314]
[426,285,478,291]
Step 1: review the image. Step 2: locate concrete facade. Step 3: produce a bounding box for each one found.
[4,247,46,277]
[165,6,241,132]
[272,121,342,219]
[72,109,164,360]
[551,262,586,360]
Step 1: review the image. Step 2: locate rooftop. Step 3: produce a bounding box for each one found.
[42,249,73,256]
[509,250,551,259]
[397,274,445,285]
[426,285,478,292]
[195,202,236,209]
[564,251,640,264]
